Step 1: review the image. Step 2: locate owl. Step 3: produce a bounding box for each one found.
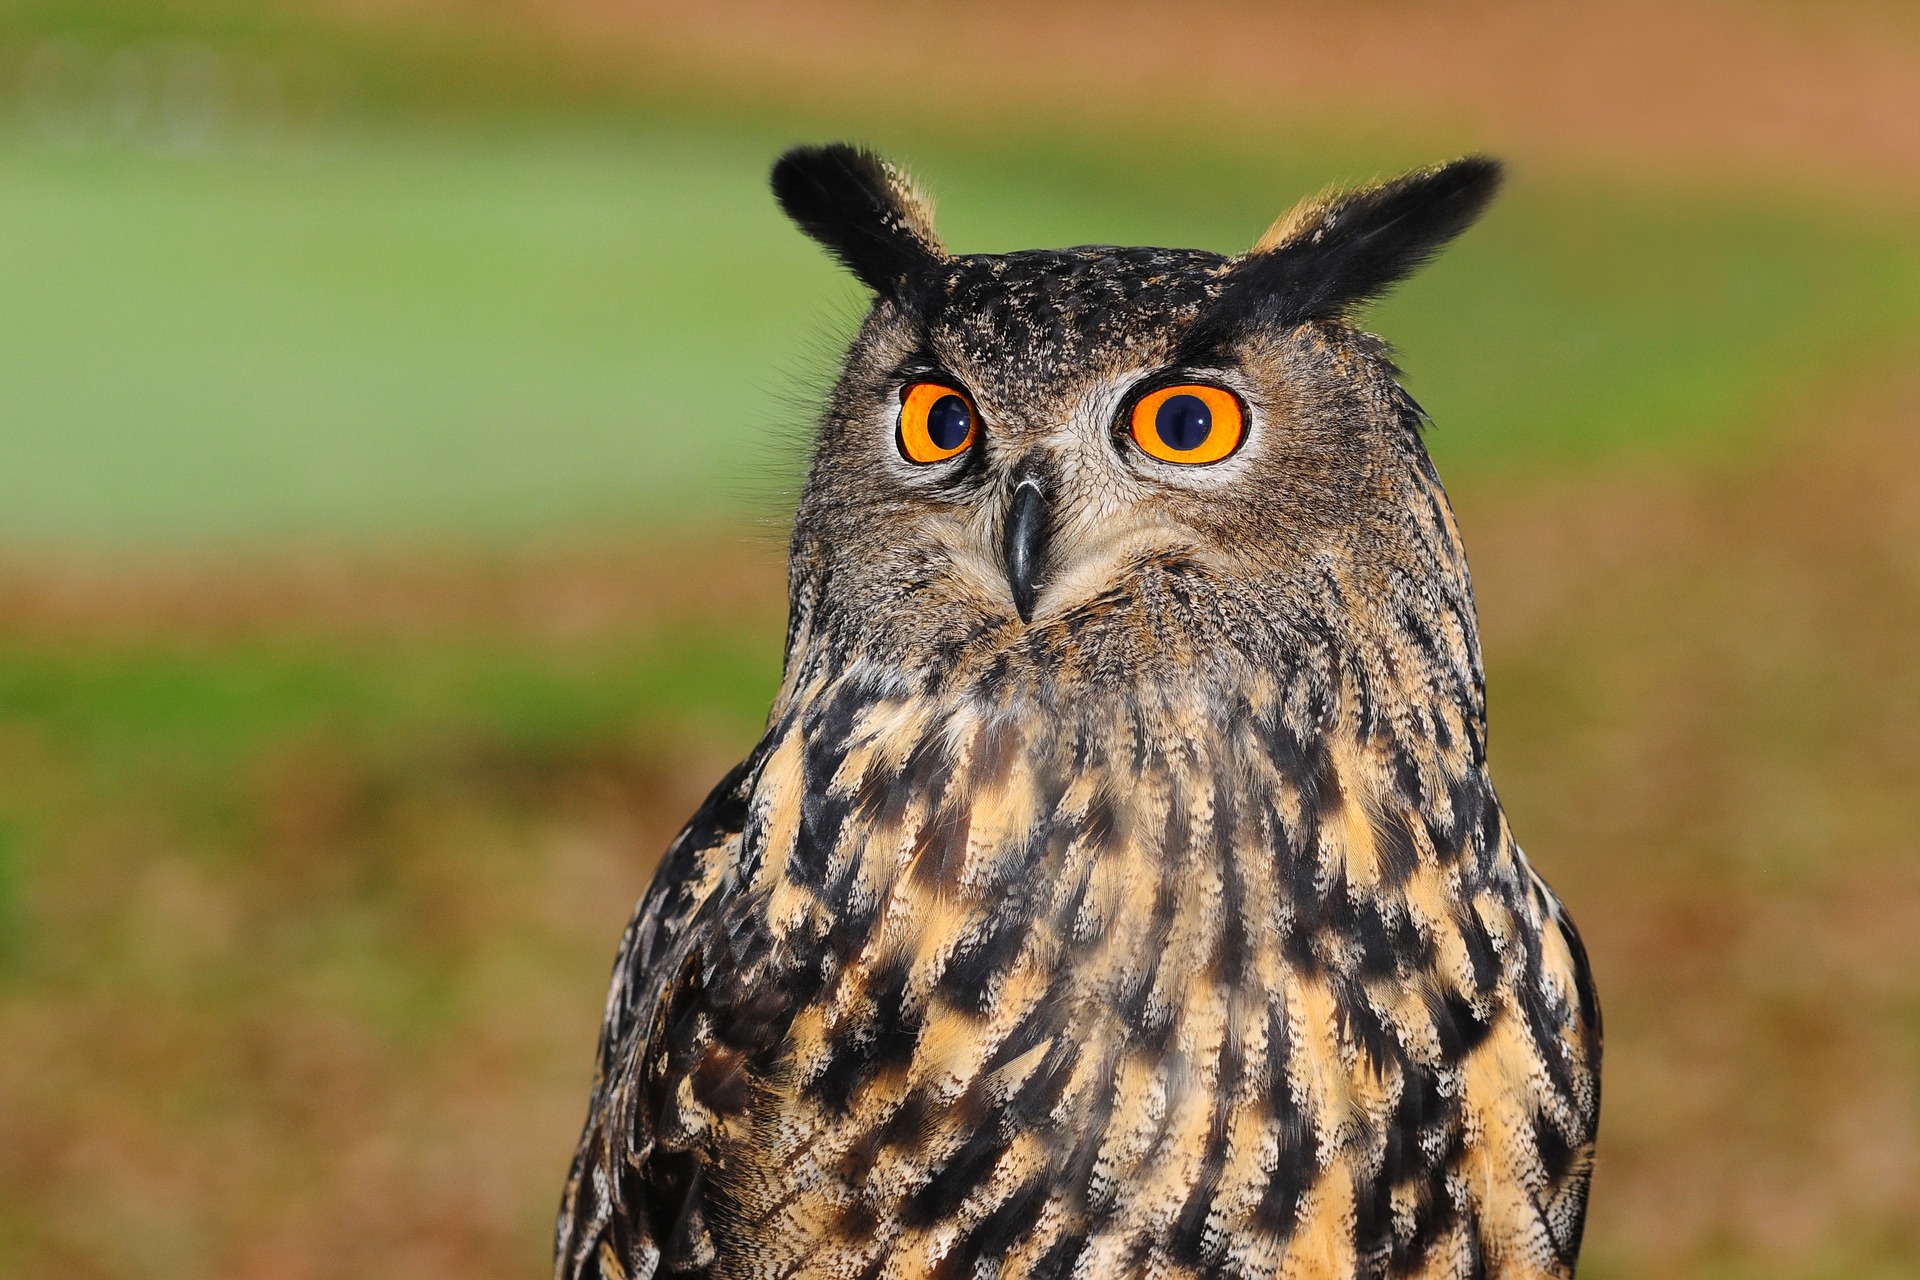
[556,144,1600,1280]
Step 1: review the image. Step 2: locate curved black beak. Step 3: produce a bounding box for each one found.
[1002,472,1052,623]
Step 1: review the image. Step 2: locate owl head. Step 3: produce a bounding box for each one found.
[772,143,1501,697]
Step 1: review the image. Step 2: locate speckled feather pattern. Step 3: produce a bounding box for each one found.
[558,156,1598,1280]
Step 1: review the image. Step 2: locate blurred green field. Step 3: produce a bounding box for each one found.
[0,121,1915,540]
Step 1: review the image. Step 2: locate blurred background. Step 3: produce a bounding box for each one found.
[0,1,1917,1276]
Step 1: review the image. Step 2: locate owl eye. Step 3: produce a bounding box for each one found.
[898,382,978,464]
[1128,384,1245,465]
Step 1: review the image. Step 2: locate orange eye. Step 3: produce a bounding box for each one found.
[898,382,978,464]
[1128,384,1244,465]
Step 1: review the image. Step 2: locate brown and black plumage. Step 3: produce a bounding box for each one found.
[557,144,1600,1280]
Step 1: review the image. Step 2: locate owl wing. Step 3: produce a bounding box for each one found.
[554,744,786,1280]
[1532,864,1605,1259]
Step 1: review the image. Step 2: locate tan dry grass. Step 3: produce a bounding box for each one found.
[326,0,1920,199]
[0,533,787,644]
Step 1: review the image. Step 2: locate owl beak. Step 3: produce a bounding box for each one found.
[1002,472,1052,623]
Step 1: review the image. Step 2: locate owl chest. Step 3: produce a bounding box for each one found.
[745,683,1451,1066]
[750,694,1296,1088]
[689,680,1592,1278]
[724,748,1281,1273]
[726,706,1365,1240]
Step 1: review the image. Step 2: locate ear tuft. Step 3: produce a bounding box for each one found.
[1208,156,1503,334]
[771,143,946,299]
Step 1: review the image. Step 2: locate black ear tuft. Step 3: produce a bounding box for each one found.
[771,143,946,300]
[1198,157,1503,339]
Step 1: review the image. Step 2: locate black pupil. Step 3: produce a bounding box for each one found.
[1155,393,1213,452]
[925,394,972,451]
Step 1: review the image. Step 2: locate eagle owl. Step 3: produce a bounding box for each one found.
[557,144,1601,1280]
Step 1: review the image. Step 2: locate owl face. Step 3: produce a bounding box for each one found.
[773,147,1500,676]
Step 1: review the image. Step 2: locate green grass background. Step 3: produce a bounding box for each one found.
[0,116,1915,541]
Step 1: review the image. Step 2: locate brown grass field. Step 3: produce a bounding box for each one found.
[2,1,1918,1277]
[358,0,1920,195]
